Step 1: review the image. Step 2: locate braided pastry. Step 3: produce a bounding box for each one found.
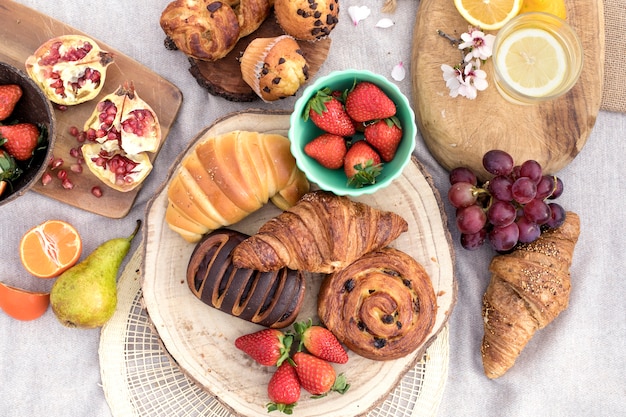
[160,0,273,61]
[317,247,437,360]
[187,228,306,328]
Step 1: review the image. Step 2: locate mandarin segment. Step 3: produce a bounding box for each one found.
[19,220,82,278]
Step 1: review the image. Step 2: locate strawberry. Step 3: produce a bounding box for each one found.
[364,117,403,162]
[345,81,396,122]
[304,133,347,169]
[235,328,293,367]
[343,141,383,188]
[292,352,349,397]
[0,123,42,161]
[266,361,300,414]
[304,88,355,137]
[294,320,348,364]
[0,84,22,121]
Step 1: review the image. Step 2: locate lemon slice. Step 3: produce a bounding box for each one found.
[495,28,566,97]
[454,0,523,31]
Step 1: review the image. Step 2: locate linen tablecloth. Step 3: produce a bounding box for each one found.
[1,1,624,416]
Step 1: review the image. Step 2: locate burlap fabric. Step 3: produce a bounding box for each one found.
[602,1,626,113]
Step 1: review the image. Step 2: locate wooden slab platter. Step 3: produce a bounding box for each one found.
[163,11,331,102]
[412,0,604,180]
[141,111,457,417]
[0,0,183,218]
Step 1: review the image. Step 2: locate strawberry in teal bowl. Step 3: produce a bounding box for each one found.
[289,69,416,196]
[0,61,56,206]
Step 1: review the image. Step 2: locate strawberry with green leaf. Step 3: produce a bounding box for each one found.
[266,361,300,414]
[304,87,355,137]
[0,84,22,121]
[344,141,383,188]
[304,133,347,169]
[0,122,43,161]
[294,320,348,364]
[364,116,403,162]
[0,149,22,197]
[345,81,396,122]
[235,328,293,367]
[292,352,349,397]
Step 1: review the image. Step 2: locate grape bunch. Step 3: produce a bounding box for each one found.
[447,150,566,252]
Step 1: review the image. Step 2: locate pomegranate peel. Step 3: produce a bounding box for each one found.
[25,34,114,106]
[0,281,50,321]
[82,143,153,192]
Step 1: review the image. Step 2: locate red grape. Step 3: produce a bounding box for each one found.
[523,198,551,225]
[456,205,487,235]
[448,182,478,208]
[488,223,519,252]
[487,175,513,202]
[460,229,487,250]
[517,216,541,243]
[519,160,542,183]
[487,200,517,227]
[449,167,477,185]
[483,150,514,176]
[548,177,564,199]
[546,203,566,228]
[511,177,537,204]
[536,175,556,199]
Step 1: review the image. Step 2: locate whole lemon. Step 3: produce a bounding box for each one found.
[519,0,567,19]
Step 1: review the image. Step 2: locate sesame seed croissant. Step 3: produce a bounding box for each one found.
[481,211,581,378]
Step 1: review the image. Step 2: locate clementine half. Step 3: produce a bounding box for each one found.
[19,220,82,278]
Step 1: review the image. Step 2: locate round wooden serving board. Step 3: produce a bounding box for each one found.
[412,0,604,180]
[141,111,457,417]
[176,13,331,102]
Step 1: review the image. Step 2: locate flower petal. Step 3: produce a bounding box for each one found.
[391,62,406,81]
[375,18,395,28]
[348,5,371,25]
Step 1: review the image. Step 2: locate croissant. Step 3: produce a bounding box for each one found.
[231,190,409,273]
[187,229,306,328]
[318,247,437,360]
[165,130,310,243]
[160,0,272,61]
[481,211,581,379]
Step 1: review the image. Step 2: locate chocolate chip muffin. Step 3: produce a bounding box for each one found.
[239,35,310,102]
[274,0,340,41]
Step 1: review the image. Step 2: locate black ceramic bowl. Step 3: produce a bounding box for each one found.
[0,61,56,206]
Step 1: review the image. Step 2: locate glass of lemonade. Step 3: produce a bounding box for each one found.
[492,12,583,105]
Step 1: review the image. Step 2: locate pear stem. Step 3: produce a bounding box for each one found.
[129,219,142,242]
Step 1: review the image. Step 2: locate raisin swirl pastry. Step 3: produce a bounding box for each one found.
[318,247,437,361]
[187,228,306,328]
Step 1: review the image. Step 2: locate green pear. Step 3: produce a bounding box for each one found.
[50,220,141,329]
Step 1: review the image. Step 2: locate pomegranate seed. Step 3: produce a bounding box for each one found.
[70,163,83,173]
[62,178,74,189]
[69,126,80,137]
[41,172,53,186]
[51,158,64,170]
[91,186,103,198]
[57,169,68,180]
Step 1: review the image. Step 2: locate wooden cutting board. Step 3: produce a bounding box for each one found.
[141,111,456,417]
[165,11,332,102]
[0,0,183,218]
[412,0,604,180]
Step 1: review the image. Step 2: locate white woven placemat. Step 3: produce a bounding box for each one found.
[99,247,449,417]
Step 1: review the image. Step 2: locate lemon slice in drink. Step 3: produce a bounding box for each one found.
[495,28,566,97]
[454,0,523,30]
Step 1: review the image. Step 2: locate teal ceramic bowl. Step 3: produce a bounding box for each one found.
[289,69,416,196]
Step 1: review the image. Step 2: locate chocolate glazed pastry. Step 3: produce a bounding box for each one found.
[318,247,437,361]
[187,229,306,329]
